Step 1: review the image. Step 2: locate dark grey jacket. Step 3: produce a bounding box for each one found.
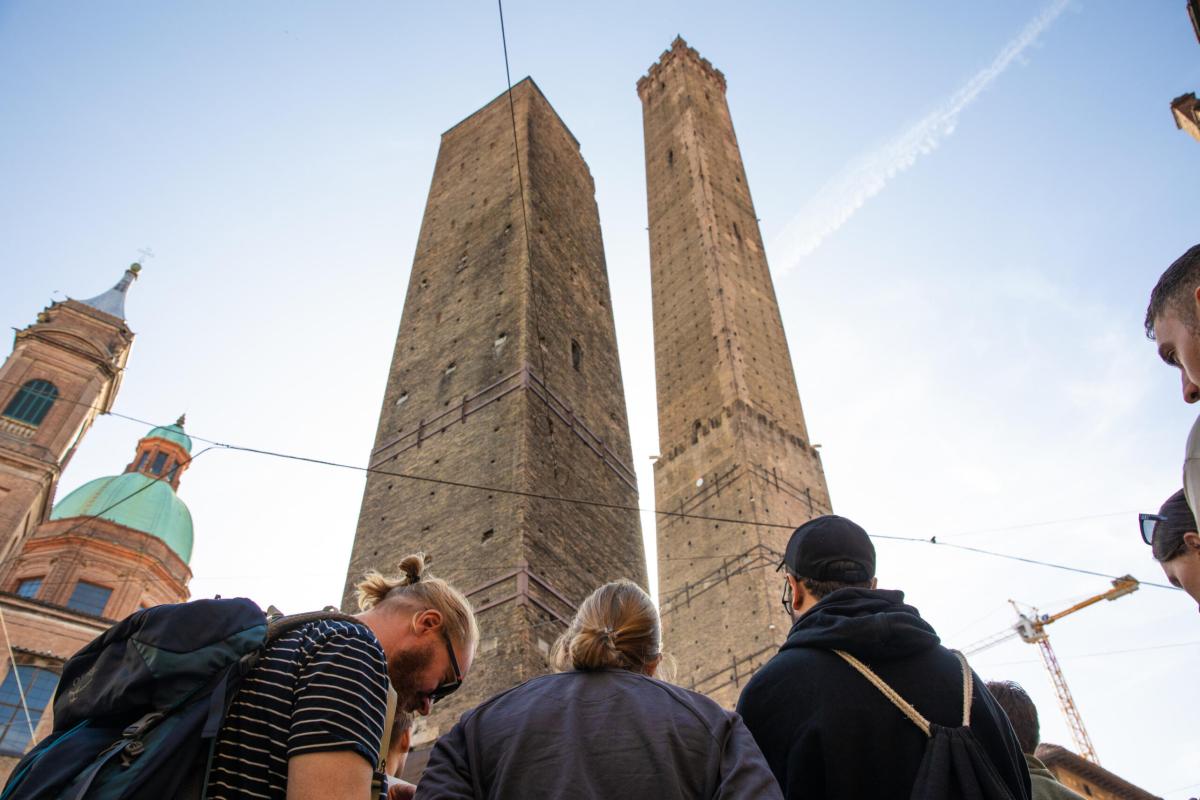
[415,669,783,800]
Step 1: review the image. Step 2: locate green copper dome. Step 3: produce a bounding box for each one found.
[145,422,192,454]
[50,472,193,563]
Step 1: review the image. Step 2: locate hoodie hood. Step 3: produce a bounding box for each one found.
[780,588,941,661]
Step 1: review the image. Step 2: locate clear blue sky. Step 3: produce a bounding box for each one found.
[2,1,1198,795]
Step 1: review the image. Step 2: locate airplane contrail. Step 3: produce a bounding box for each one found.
[771,0,1071,269]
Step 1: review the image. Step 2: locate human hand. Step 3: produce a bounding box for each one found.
[386,777,416,800]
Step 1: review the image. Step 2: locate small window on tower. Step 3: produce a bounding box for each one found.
[0,665,58,754]
[667,149,674,166]
[135,451,150,471]
[66,581,112,617]
[150,452,167,475]
[14,578,42,599]
[2,379,58,427]
[571,340,583,371]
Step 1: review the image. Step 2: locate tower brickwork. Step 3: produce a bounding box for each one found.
[0,267,139,567]
[638,38,832,707]
[342,79,645,767]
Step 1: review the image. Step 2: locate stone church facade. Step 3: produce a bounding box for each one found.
[0,268,194,778]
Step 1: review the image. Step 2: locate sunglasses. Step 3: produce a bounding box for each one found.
[1138,512,1165,546]
[428,629,462,705]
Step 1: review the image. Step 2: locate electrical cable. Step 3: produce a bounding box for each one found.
[935,510,1139,540]
[495,0,563,483]
[975,639,1200,668]
[0,379,1181,591]
[0,606,35,740]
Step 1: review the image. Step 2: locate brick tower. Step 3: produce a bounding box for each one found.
[0,265,139,566]
[342,79,645,769]
[638,38,832,707]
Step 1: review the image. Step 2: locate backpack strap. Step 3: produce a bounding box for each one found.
[833,649,977,735]
[265,609,363,643]
[952,649,973,726]
[833,650,931,737]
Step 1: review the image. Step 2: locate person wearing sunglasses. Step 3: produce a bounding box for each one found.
[1141,490,1200,609]
[416,579,783,800]
[1144,243,1200,531]
[206,553,477,800]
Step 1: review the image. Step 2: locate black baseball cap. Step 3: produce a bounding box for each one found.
[780,515,876,582]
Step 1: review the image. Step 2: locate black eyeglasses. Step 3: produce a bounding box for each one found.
[428,629,462,705]
[781,578,794,616]
[1139,513,1165,546]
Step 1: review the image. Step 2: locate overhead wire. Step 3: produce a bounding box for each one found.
[495,0,564,485]
[1,383,1179,593]
[974,639,1200,668]
[934,510,1139,539]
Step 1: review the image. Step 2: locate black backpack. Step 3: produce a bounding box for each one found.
[0,598,366,800]
[833,649,1019,800]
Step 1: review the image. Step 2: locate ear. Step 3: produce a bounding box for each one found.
[644,654,662,678]
[412,608,444,634]
[1184,531,1200,552]
[1193,285,1200,311]
[788,575,805,611]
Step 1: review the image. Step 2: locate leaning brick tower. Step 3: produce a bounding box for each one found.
[638,37,832,708]
[342,79,645,771]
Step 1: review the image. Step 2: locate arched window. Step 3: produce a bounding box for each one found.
[0,664,58,754]
[2,380,58,426]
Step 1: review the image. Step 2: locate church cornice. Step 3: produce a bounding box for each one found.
[14,328,124,378]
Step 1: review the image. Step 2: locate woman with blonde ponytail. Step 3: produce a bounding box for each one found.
[417,580,782,800]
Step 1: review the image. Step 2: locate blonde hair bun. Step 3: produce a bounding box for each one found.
[552,580,661,675]
[398,553,425,585]
[353,554,478,658]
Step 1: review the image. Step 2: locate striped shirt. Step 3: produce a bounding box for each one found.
[206,618,389,800]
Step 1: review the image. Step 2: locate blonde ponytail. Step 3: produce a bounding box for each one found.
[551,580,662,675]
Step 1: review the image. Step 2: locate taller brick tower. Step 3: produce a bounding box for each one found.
[638,38,832,707]
[342,79,645,768]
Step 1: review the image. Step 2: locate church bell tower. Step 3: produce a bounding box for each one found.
[0,265,140,566]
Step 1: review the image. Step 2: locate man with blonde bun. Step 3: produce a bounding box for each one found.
[206,554,477,800]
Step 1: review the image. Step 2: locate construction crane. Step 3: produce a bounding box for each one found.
[963,574,1139,765]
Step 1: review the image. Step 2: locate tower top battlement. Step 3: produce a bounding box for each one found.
[637,36,726,99]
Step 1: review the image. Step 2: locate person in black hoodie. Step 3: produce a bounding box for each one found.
[736,515,1031,800]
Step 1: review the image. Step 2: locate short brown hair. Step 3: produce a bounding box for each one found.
[1145,243,1200,339]
[986,680,1039,754]
[787,563,873,600]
